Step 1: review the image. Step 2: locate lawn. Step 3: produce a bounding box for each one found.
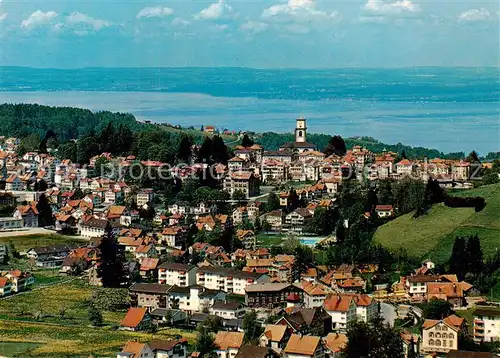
[0,234,86,252]
[256,233,285,247]
[0,279,196,356]
[373,183,500,264]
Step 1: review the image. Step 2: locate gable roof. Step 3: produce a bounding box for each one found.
[262,324,287,342]
[214,331,245,350]
[284,334,321,356]
[120,341,148,358]
[120,307,148,328]
[422,314,464,331]
[323,333,347,353]
[234,346,270,358]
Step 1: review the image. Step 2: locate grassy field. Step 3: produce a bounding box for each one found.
[0,280,196,357]
[0,234,86,252]
[373,183,500,264]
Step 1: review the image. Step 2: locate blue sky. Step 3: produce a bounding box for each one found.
[0,0,498,68]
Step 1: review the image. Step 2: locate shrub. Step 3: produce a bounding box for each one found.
[444,196,486,212]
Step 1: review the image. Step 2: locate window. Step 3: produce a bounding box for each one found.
[442,326,448,331]
[429,339,434,345]
[429,332,434,338]
[435,340,441,347]
[449,333,454,339]
[436,333,441,338]
[449,340,453,347]
[443,340,447,347]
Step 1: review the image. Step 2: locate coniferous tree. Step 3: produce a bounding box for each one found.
[242,310,263,343]
[36,194,53,227]
[178,135,193,163]
[266,192,280,212]
[195,324,215,357]
[241,134,254,148]
[97,223,127,288]
[449,237,467,280]
[466,150,480,163]
[466,235,483,275]
[323,135,347,157]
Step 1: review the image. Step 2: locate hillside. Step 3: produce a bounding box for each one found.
[373,184,500,264]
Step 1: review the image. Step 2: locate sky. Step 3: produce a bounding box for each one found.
[0,0,499,68]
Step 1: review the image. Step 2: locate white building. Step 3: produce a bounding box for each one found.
[197,266,269,295]
[473,307,500,343]
[158,263,197,287]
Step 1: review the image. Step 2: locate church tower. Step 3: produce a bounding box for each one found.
[295,117,307,143]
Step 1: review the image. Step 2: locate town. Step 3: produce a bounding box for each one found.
[0,115,499,358]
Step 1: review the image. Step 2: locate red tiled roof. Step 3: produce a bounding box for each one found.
[120,307,147,328]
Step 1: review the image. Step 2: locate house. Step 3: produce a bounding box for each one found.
[150,339,188,358]
[284,209,313,233]
[283,334,324,358]
[197,266,269,295]
[210,301,246,320]
[160,227,187,249]
[322,333,347,358]
[322,294,358,332]
[80,218,112,238]
[259,324,289,353]
[235,229,256,250]
[120,307,151,331]
[473,306,500,343]
[158,263,197,287]
[400,331,420,358]
[140,258,160,279]
[26,243,79,268]
[5,270,35,292]
[0,217,23,230]
[117,341,153,358]
[396,159,413,176]
[150,308,188,326]
[13,204,39,227]
[260,210,283,231]
[426,281,473,308]
[166,285,227,314]
[298,281,329,308]
[0,277,12,296]
[421,314,465,354]
[374,205,394,218]
[214,331,245,358]
[129,283,171,310]
[134,245,157,263]
[234,346,274,358]
[245,283,299,309]
[137,189,154,207]
[223,171,260,199]
[276,307,331,337]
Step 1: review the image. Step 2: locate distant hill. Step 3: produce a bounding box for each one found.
[373,184,500,264]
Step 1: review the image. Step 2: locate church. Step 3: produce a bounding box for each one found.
[279,117,317,153]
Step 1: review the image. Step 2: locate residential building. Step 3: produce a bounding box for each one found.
[166,285,227,314]
[214,331,245,358]
[80,218,112,238]
[276,307,331,337]
[158,263,197,287]
[0,277,12,296]
[26,244,79,268]
[117,341,154,358]
[210,301,246,320]
[374,205,394,218]
[234,346,274,358]
[137,189,154,207]
[129,283,170,310]
[322,333,347,358]
[284,208,313,233]
[160,227,187,249]
[5,270,35,292]
[223,171,260,199]
[283,334,324,358]
[13,204,38,227]
[197,266,269,295]
[322,294,358,332]
[245,283,298,309]
[120,307,151,331]
[259,324,290,353]
[149,339,188,358]
[473,307,500,343]
[421,315,464,354]
[401,331,420,358]
[0,217,23,230]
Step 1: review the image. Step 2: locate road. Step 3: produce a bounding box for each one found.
[0,228,55,238]
[379,302,397,327]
